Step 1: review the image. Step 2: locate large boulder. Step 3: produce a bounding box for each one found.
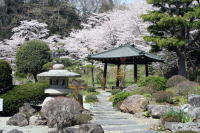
[41,97,83,129]
[19,103,36,116]
[164,122,200,132]
[62,124,104,133]
[120,95,149,114]
[189,95,200,107]
[147,104,171,118]
[7,129,23,133]
[123,84,138,93]
[7,113,29,127]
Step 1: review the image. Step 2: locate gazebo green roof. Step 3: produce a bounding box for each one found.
[88,45,163,64]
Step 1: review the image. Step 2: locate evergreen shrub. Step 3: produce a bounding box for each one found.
[0,60,12,93]
[138,76,167,91]
[0,82,48,116]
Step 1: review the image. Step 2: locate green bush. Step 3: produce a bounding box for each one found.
[166,75,187,88]
[111,89,121,95]
[172,96,188,105]
[153,91,174,103]
[0,82,48,116]
[138,76,167,91]
[161,109,191,125]
[14,71,27,79]
[85,94,98,103]
[16,40,51,82]
[42,62,54,71]
[175,81,199,96]
[54,58,80,67]
[0,60,12,93]
[112,92,131,106]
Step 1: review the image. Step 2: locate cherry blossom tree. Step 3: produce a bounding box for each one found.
[45,0,153,60]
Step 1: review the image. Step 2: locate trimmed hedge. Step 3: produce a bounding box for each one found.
[0,82,48,116]
[0,60,12,93]
[138,76,167,91]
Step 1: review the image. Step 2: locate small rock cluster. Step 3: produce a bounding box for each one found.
[5,97,104,133]
[118,86,200,133]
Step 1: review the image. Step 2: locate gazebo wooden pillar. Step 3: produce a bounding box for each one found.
[116,64,120,87]
[103,62,107,90]
[134,63,138,83]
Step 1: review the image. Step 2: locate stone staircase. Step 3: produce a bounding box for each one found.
[84,90,159,133]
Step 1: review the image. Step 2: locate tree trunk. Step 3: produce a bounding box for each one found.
[33,74,38,82]
[175,50,187,77]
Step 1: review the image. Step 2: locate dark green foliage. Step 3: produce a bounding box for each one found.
[85,94,98,103]
[0,60,12,93]
[0,82,48,116]
[111,89,121,95]
[142,0,200,77]
[153,91,174,103]
[54,58,81,67]
[0,0,81,40]
[14,71,27,79]
[16,40,51,82]
[86,88,96,93]
[42,62,54,71]
[161,109,191,125]
[167,75,187,88]
[75,114,92,124]
[112,92,131,106]
[138,76,167,91]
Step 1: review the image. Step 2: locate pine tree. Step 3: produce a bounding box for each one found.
[142,0,200,77]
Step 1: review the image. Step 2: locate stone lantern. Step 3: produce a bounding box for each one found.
[37,64,80,106]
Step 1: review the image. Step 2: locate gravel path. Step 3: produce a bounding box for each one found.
[84,90,160,133]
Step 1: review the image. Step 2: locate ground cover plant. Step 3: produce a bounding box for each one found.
[161,109,191,125]
[85,94,98,103]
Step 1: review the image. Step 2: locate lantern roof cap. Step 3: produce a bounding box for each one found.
[37,64,80,77]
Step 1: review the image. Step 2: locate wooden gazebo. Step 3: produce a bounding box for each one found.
[88,45,163,89]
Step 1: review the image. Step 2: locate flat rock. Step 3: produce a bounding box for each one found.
[29,115,47,125]
[7,113,29,127]
[120,95,149,114]
[189,95,200,107]
[164,122,200,132]
[7,129,23,133]
[62,124,104,133]
[147,104,170,118]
